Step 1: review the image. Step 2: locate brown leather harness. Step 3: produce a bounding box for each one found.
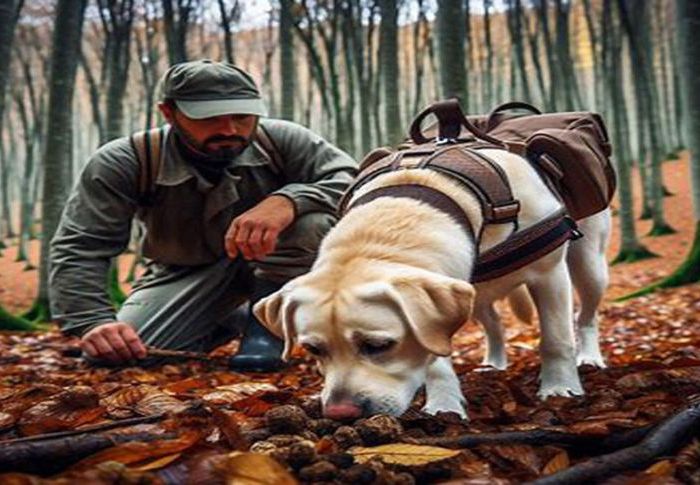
[339,100,582,283]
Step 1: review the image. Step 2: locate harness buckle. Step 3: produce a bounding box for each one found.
[435,136,458,146]
[564,216,584,240]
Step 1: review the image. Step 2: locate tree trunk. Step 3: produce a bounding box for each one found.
[436,0,467,108]
[217,0,237,64]
[554,0,583,110]
[0,0,23,240]
[37,0,89,318]
[101,0,135,142]
[162,0,193,64]
[379,0,402,145]
[506,0,531,102]
[535,0,558,111]
[603,0,653,264]
[279,0,295,121]
[618,0,674,236]
[482,0,494,108]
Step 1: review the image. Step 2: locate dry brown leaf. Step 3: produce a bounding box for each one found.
[134,391,188,416]
[644,459,675,476]
[201,383,278,406]
[18,386,105,436]
[215,452,298,484]
[129,452,183,471]
[100,385,159,418]
[72,430,201,469]
[541,450,570,475]
[491,444,541,474]
[350,443,461,466]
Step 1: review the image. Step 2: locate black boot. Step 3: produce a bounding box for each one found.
[229,279,285,372]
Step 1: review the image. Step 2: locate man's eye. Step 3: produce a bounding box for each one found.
[359,340,396,356]
[302,343,325,357]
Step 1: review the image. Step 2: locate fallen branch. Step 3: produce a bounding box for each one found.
[0,413,166,445]
[412,424,654,454]
[0,431,176,475]
[528,399,700,484]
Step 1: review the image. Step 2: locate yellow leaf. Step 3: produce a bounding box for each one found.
[350,443,461,466]
[645,459,675,476]
[130,452,183,471]
[219,452,297,485]
[541,450,570,475]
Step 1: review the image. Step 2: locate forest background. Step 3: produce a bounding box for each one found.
[0,0,698,336]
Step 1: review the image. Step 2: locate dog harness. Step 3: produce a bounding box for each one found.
[339,102,583,283]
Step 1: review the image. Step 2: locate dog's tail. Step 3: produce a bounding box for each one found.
[508,285,535,324]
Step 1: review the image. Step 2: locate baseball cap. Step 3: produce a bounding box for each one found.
[159,59,268,119]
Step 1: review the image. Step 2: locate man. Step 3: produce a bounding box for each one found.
[49,60,357,372]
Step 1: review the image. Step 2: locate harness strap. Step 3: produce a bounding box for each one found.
[346,184,475,241]
[471,210,582,283]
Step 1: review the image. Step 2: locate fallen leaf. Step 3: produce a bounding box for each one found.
[201,383,278,406]
[129,452,183,471]
[350,443,461,466]
[541,450,570,475]
[18,386,105,436]
[216,452,298,484]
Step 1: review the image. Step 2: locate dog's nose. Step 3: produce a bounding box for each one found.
[324,401,362,420]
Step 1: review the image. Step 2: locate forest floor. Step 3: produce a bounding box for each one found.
[0,154,698,484]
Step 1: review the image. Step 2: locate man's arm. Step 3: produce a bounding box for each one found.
[263,119,359,216]
[49,138,140,337]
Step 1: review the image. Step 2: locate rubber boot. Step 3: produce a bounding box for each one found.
[229,278,285,372]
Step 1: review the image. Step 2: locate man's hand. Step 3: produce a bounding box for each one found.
[225,195,296,260]
[81,322,148,363]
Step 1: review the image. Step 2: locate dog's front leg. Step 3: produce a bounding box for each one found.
[527,259,584,399]
[422,357,467,418]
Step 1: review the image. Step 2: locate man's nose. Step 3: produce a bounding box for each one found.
[215,115,240,136]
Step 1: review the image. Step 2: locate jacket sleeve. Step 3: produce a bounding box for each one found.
[49,138,139,337]
[264,120,358,216]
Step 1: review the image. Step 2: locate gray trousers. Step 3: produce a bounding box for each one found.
[116,212,335,353]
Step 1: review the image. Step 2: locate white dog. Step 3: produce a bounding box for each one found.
[254,148,611,420]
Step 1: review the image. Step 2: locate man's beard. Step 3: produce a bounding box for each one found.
[171,121,251,163]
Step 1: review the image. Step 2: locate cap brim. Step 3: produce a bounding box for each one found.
[175,98,268,119]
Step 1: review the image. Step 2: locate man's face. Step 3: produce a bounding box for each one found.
[159,102,258,159]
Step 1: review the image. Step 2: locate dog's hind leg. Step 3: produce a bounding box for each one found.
[527,254,584,399]
[423,356,467,418]
[474,303,508,370]
[567,210,611,368]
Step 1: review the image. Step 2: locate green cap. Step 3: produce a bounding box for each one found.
[159,60,268,119]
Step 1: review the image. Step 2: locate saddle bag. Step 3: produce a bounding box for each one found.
[406,99,616,220]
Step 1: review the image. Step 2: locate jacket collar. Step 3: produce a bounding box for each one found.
[156,124,270,187]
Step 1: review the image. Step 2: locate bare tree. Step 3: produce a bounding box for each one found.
[217,0,240,64]
[378,0,402,145]
[279,0,295,121]
[37,0,89,318]
[162,0,197,64]
[0,0,24,240]
[436,0,467,107]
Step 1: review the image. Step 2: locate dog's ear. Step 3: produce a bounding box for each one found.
[253,288,300,361]
[389,272,475,356]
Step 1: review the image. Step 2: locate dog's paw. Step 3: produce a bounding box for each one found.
[577,354,607,368]
[480,355,508,371]
[537,382,584,399]
[422,399,467,419]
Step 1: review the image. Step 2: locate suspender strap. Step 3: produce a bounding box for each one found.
[347,184,475,241]
[471,210,582,283]
[130,126,166,206]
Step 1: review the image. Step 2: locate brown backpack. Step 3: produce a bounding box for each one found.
[401,99,616,221]
[129,124,283,206]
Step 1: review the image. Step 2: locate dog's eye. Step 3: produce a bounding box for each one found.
[302,343,326,357]
[359,339,396,356]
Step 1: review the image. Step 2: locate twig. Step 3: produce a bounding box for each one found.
[412,424,654,453]
[0,413,167,445]
[0,431,176,475]
[528,400,700,484]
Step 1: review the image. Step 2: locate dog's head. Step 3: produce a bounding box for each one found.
[253,268,474,419]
